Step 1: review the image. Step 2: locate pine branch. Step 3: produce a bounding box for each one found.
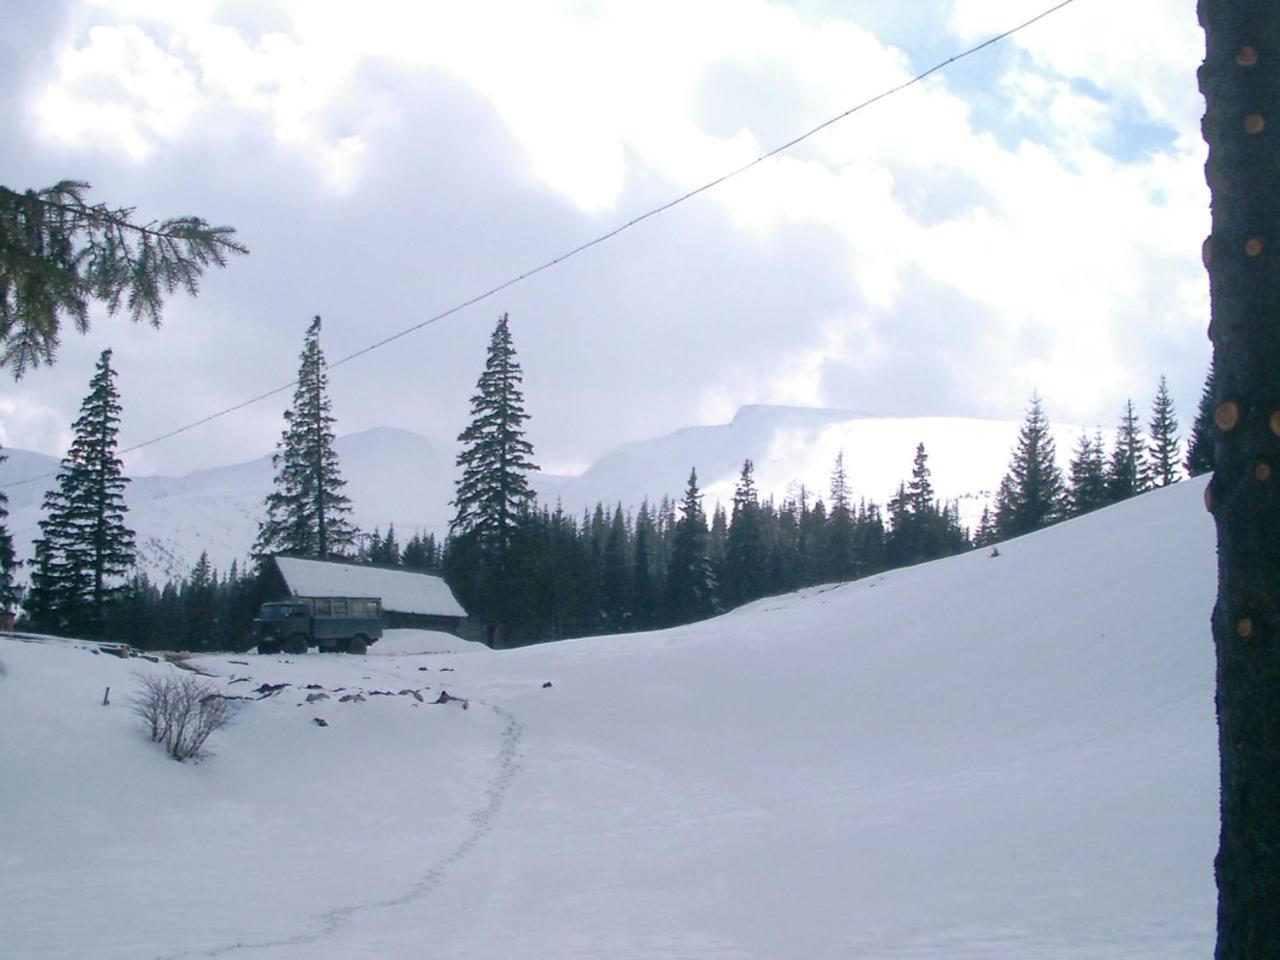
[0,181,247,376]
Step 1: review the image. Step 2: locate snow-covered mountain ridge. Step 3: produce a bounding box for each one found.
[1,406,1108,581]
[0,476,1218,958]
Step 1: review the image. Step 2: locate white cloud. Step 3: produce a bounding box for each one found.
[12,0,1212,472]
[35,24,199,159]
[948,0,1205,134]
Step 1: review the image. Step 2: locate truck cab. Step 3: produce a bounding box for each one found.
[254,596,382,655]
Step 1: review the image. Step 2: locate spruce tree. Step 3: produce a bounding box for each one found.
[1147,374,1182,487]
[629,501,659,630]
[600,505,630,630]
[0,448,17,614]
[723,459,767,607]
[885,482,912,568]
[907,442,935,514]
[830,451,851,514]
[403,532,440,571]
[664,469,716,624]
[363,528,383,562]
[994,394,1066,539]
[255,316,356,559]
[853,498,886,574]
[183,551,217,651]
[1185,360,1216,477]
[888,442,946,566]
[445,312,539,630]
[25,349,135,637]
[382,525,401,565]
[450,313,538,547]
[367,524,401,565]
[824,453,856,581]
[1067,430,1109,516]
[973,505,997,548]
[1106,399,1151,502]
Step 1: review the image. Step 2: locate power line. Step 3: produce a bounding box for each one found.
[3,0,1078,490]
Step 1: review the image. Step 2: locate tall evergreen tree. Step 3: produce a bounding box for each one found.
[973,505,997,548]
[0,448,17,614]
[907,442,935,515]
[1067,430,1110,517]
[664,469,716,624]
[853,498,886,574]
[994,394,1066,539]
[629,501,659,630]
[445,312,539,630]
[599,505,630,630]
[367,524,401,565]
[824,453,856,581]
[1185,360,1216,477]
[1147,374,1182,487]
[885,481,913,567]
[830,451,851,514]
[255,316,355,559]
[402,531,440,572]
[1106,399,1151,502]
[723,459,767,608]
[25,349,135,637]
[183,551,217,651]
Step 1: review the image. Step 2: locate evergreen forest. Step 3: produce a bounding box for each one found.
[1,314,1215,651]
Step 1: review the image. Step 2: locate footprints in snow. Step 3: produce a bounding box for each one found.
[155,699,525,959]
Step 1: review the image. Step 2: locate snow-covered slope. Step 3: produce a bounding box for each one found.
[0,478,1219,958]
[2,406,1104,583]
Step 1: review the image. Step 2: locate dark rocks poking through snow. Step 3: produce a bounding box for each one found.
[312,717,328,727]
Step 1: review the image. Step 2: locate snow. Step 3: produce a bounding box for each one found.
[0,478,1218,959]
[273,556,467,618]
[371,628,490,656]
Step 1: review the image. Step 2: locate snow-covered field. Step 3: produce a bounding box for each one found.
[0,478,1218,959]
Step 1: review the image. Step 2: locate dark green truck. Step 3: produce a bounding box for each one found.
[254,597,383,655]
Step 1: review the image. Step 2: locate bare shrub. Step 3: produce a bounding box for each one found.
[132,673,235,761]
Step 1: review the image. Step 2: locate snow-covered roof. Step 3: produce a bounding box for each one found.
[273,556,467,618]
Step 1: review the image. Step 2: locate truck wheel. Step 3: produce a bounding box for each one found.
[349,635,368,656]
[256,641,280,656]
[285,634,308,655]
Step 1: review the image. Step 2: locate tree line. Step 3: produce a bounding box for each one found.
[435,314,1210,644]
[0,308,1212,649]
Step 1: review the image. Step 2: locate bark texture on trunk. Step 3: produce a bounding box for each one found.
[1198,2,1280,956]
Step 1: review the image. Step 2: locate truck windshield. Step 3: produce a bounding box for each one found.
[259,604,304,619]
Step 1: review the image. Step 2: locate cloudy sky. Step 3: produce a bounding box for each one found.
[1,0,1209,478]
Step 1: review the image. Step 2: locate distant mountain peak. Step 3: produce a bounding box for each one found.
[728,404,867,426]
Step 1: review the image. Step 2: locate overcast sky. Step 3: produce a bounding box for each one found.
[0,0,1209,478]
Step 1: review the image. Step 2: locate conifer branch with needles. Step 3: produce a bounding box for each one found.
[0,180,247,377]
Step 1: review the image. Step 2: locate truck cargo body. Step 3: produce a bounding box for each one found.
[254,596,382,654]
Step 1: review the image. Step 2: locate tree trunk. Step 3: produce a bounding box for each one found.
[1198,3,1280,955]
